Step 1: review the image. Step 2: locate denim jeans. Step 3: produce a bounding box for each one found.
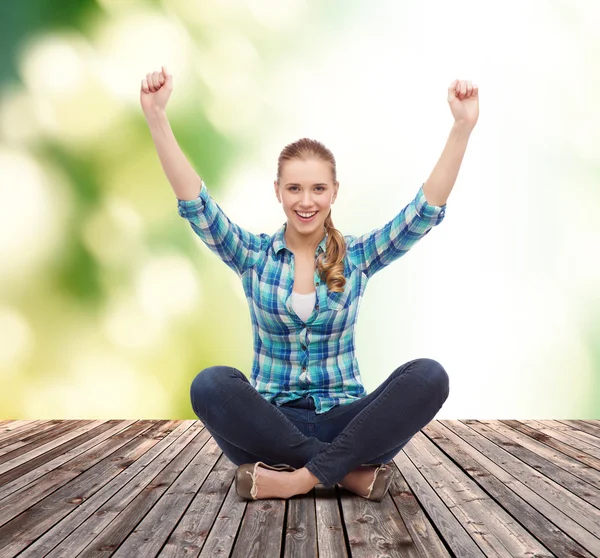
[190,358,449,488]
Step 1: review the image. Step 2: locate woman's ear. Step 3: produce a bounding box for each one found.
[332,181,339,203]
[274,179,281,203]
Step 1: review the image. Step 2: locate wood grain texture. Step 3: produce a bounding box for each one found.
[0,419,598,557]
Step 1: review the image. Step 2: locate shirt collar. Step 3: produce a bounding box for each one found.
[273,222,328,256]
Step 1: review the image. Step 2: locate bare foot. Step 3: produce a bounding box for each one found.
[250,467,307,499]
[338,466,378,497]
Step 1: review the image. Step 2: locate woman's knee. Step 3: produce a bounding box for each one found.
[190,365,244,416]
[415,358,450,401]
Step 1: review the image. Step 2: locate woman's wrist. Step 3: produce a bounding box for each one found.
[451,120,475,136]
[144,107,167,125]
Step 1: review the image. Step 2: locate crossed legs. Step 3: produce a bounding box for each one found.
[190,359,450,497]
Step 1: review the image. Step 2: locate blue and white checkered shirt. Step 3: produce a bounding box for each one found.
[177,179,446,414]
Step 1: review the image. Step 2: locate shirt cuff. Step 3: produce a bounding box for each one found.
[177,180,209,219]
[415,183,446,220]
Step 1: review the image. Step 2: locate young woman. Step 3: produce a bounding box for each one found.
[141,66,478,501]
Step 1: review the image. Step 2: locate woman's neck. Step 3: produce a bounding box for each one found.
[284,224,325,257]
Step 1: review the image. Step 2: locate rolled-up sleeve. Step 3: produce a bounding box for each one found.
[347,183,446,278]
[177,179,264,276]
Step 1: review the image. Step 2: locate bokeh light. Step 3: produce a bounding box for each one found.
[1,0,598,419]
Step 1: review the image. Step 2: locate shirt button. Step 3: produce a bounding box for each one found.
[301,344,306,350]
[302,367,306,372]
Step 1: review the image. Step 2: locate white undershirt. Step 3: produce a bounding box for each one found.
[291,290,316,322]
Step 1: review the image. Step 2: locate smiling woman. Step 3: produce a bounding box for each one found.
[172,132,451,501]
[141,57,464,503]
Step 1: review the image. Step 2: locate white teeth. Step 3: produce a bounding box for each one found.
[296,211,316,218]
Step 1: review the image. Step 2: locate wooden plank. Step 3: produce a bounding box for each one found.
[440,420,600,555]
[0,421,107,468]
[230,499,286,557]
[283,487,318,557]
[393,447,483,557]
[0,420,56,443]
[538,420,600,452]
[70,424,211,557]
[493,420,600,482]
[407,431,553,557]
[0,421,136,501]
[425,421,597,557]
[0,421,72,456]
[0,419,160,546]
[159,452,242,558]
[0,420,132,488]
[340,486,421,557]
[16,421,197,558]
[0,421,169,557]
[194,455,247,558]
[461,420,600,510]
[314,484,348,558]
[3,419,599,558]
[0,420,44,431]
[520,420,600,461]
[556,420,600,439]
[387,457,452,557]
[109,433,222,557]
[0,421,87,465]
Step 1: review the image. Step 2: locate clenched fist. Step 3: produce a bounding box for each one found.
[140,66,173,115]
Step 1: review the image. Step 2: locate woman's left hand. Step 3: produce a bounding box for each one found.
[448,79,479,131]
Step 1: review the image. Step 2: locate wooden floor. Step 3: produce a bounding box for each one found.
[0,420,599,558]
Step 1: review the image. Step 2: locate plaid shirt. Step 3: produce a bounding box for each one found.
[178,179,446,414]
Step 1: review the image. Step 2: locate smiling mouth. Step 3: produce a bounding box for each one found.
[295,211,317,222]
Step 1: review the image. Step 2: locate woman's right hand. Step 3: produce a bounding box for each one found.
[140,66,172,115]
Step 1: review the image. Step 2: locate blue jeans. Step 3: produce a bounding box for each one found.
[190,358,449,488]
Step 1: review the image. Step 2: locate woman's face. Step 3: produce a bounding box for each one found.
[274,157,338,235]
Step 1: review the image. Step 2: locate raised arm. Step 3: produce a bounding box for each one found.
[423,78,479,205]
[349,79,479,278]
[145,109,202,201]
[422,122,473,206]
[141,66,263,276]
[141,66,201,201]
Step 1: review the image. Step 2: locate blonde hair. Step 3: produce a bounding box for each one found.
[277,138,346,293]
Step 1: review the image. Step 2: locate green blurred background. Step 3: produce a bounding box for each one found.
[1,0,598,419]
